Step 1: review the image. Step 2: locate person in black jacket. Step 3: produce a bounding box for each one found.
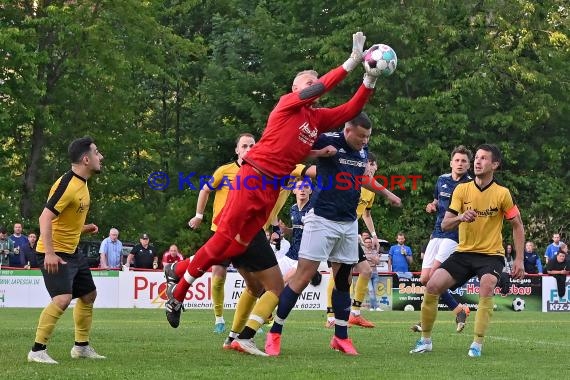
[546,244,568,298]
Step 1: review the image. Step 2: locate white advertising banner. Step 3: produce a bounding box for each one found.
[0,269,119,308]
[121,271,328,310]
[541,275,570,312]
[1,269,328,310]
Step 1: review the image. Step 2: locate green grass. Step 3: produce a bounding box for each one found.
[1,308,568,379]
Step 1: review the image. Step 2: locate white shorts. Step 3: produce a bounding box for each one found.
[278,255,298,276]
[422,238,457,269]
[297,209,359,264]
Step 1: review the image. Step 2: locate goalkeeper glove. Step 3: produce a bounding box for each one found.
[342,31,366,72]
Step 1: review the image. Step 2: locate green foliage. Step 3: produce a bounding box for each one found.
[0,0,568,252]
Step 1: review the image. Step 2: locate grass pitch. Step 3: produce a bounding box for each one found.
[1,308,568,379]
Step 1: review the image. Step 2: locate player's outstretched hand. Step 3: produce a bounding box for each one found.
[342,31,366,72]
[308,145,337,158]
[352,32,366,61]
[425,202,437,213]
[459,210,477,223]
[362,72,378,89]
[388,193,402,207]
[188,216,202,229]
[511,260,525,280]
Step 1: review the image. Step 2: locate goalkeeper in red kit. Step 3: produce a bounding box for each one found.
[165,31,383,329]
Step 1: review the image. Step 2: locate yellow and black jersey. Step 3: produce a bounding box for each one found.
[37,171,90,254]
[263,164,307,231]
[356,188,375,219]
[210,161,240,231]
[448,179,519,256]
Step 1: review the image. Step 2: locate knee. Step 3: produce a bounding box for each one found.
[246,286,264,298]
[425,280,444,295]
[479,274,498,296]
[419,275,429,286]
[359,264,371,278]
[265,280,285,297]
[53,294,73,310]
[212,265,227,278]
[81,290,97,304]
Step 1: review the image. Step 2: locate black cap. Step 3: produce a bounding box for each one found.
[140,233,149,239]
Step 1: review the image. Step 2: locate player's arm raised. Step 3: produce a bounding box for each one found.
[362,180,402,207]
[189,185,212,229]
[508,214,525,280]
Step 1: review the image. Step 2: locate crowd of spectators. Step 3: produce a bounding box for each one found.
[0,222,566,276]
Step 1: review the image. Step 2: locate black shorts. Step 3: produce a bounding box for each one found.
[440,252,505,290]
[206,230,230,268]
[37,252,96,298]
[232,229,278,272]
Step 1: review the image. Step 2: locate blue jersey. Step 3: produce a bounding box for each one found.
[285,201,311,261]
[431,173,471,241]
[545,243,561,262]
[389,244,413,272]
[310,132,367,221]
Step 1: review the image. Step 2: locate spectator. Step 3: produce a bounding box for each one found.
[546,244,568,298]
[376,240,390,273]
[20,232,39,268]
[359,231,371,246]
[8,243,26,267]
[523,241,543,274]
[99,228,123,270]
[0,226,15,266]
[9,222,28,251]
[504,243,515,269]
[544,233,563,265]
[499,243,515,296]
[388,232,413,278]
[363,237,381,311]
[162,245,184,268]
[126,233,157,269]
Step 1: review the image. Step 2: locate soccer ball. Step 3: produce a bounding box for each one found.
[512,297,525,311]
[363,44,398,77]
[404,304,415,312]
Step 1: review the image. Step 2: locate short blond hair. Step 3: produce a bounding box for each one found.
[292,70,319,89]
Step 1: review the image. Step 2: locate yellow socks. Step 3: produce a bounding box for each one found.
[35,302,64,345]
[474,296,494,344]
[231,288,257,333]
[351,274,369,314]
[420,292,439,339]
[212,275,225,319]
[326,275,335,319]
[245,291,279,333]
[73,298,94,343]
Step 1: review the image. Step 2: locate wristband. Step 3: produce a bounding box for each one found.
[371,232,377,237]
[195,213,203,219]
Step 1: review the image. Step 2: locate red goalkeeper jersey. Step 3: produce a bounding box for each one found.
[244,66,373,178]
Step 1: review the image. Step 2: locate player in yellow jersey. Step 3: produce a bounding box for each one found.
[324,152,395,328]
[410,144,525,357]
[188,133,256,333]
[28,137,105,364]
